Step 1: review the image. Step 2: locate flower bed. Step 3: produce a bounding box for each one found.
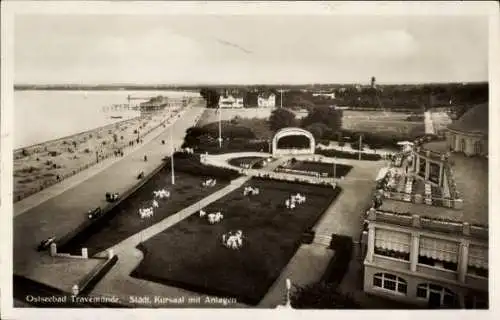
[316,148,382,161]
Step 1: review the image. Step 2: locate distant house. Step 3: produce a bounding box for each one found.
[257,92,276,108]
[234,94,244,108]
[218,91,244,108]
[312,92,336,99]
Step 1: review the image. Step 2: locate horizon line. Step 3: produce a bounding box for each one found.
[14,81,489,87]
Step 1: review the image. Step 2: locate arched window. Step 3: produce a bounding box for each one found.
[474,141,482,155]
[416,283,458,308]
[460,139,466,153]
[449,134,456,151]
[373,273,407,294]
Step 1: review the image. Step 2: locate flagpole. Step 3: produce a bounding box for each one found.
[280,90,283,109]
[171,124,175,185]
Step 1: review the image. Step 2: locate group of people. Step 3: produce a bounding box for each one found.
[285,193,307,210]
[138,188,171,219]
[243,186,260,196]
[202,178,217,188]
[199,209,224,224]
[139,207,154,219]
[113,149,124,157]
[222,230,244,250]
[153,189,170,199]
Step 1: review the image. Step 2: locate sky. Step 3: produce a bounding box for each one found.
[14,13,489,85]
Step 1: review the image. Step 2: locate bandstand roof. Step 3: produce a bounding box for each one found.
[448,103,488,136]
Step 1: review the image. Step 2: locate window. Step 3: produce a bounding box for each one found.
[467,244,488,278]
[373,273,407,294]
[418,237,459,271]
[418,158,427,177]
[465,292,489,309]
[474,141,482,155]
[374,229,411,261]
[416,283,458,307]
[429,162,440,184]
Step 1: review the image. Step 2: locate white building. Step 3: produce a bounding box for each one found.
[312,92,336,99]
[258,93,276,108]
[219,93,245,108]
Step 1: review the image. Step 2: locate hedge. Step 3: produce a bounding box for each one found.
[316,148,382,161]
[167,152,241,180]
[321,234,353,285]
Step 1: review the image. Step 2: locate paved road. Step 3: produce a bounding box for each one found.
[13,105,206,280]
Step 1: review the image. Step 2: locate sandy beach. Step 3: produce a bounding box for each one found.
[14,104,185,202]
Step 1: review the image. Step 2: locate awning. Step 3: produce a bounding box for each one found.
[468,245,488,270]
[419,237,459,263]
[375,228,411,253]
[376,167,389,181]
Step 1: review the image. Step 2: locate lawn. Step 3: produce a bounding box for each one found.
[343,120,425,137]
[58,166,230,256]
[285,160,353,178]
[341,110,425,138]
[131,178,341,305]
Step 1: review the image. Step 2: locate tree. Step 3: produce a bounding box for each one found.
[269,108,298,131]
[290,282,359,309]
[305,122,329,140]
[182,126,210,147]
[301,106,342,133]
[200,88,220,108]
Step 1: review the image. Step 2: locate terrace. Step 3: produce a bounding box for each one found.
[376,144,488,229]
[367,208,488,240]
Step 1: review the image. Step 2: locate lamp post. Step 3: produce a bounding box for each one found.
[333,156,337,179]
[218,106,222,148]
[170,124,175,185]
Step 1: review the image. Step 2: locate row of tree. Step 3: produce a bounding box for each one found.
[200,83,488,112]
[268,106,343,141]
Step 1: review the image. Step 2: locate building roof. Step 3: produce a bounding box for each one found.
[258,92,276,99]
[448,103,488,136]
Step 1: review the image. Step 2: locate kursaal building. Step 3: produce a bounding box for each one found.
[362,104,488,308]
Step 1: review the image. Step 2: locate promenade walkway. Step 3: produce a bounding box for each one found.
[89,176,251,308]
[424,111,435,135]
[13,104,205,284]
[14,107,191,217]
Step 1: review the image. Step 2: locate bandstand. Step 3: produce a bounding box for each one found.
[272,127,315,156]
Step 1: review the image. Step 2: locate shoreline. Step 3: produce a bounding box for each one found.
[13,105,186,202]
[14,115,141,154]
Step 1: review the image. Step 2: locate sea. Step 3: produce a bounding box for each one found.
[14,90,200,149]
